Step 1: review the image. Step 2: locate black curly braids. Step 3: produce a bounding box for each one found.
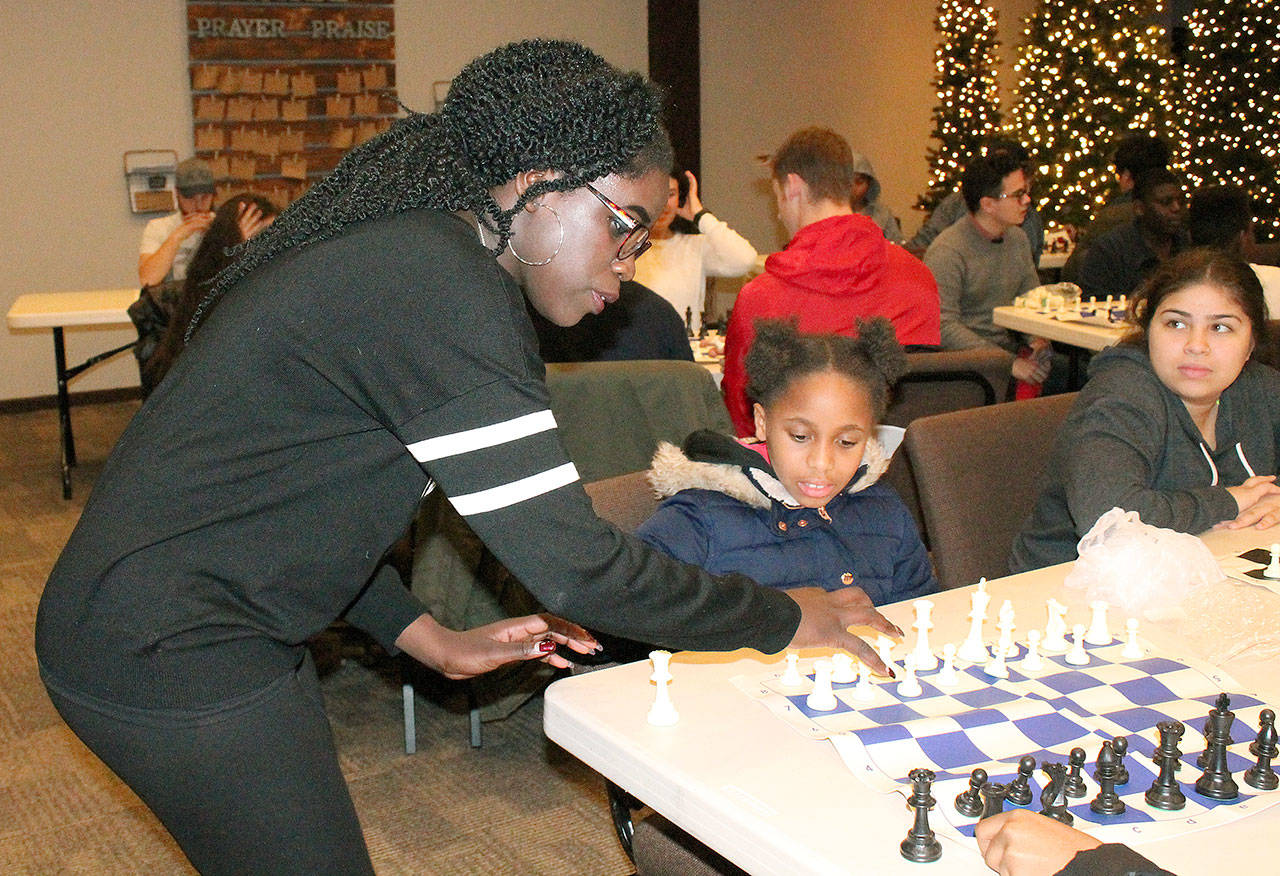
[186,39,671,339]
[745,317,908,421]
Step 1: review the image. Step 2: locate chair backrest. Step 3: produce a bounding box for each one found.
[903,393,1077,590]
[546,359,733,483]
[883,347,1013,428]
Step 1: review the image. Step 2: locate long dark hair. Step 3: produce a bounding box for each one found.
[1125,247,1269,350]
[186,39,672,339]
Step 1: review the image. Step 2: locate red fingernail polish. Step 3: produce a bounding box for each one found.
[538,640,556,653]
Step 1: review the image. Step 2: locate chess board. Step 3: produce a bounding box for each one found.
[732,637,1280,846]
[1217,547,1280,596]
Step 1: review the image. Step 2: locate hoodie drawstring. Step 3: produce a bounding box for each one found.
[1199,443,1220,486]
[1235,442,1257,478]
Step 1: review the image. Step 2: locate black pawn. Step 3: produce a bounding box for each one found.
[955,768,987,817]
[1064,747,1087,798]
[1090,740,1127,815]
[1006,755,1036,806]
[1244,708,1279,791]
[1196,693,1239,800]
[1146,720,1187,811]
[1113,736,1129,785]
[1039,761,1074,826]
[979,781,1007,820]
[901,768,943,863]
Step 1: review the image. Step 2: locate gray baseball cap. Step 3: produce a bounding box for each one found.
[175,158,215,196]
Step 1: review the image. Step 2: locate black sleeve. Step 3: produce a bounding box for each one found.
[1056,844,1176,876]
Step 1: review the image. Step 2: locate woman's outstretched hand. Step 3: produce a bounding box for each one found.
[395,612,600,680]
[783,586,904,677]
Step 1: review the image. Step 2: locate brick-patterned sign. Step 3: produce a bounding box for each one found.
[187,1,396,208]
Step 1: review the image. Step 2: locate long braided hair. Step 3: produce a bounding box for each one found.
[187,39,670,339]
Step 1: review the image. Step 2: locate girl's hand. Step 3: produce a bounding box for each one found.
[676,170,703,220]
[1225,475,1280,517]
[395,613,599,680]
[975,809,1101,876]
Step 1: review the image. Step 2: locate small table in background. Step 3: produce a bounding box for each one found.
[993,304,1127,388]
[6,288,139,498]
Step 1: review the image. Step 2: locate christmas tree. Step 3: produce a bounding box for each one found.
[1006,0,1178,227]
[1182,1,1280,242]
[917,0,1003,215]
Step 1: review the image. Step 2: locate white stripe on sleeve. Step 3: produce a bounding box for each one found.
[449,463,580,516]
[407,410,557,462]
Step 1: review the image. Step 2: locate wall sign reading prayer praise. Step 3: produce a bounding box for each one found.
[186,1,397,208]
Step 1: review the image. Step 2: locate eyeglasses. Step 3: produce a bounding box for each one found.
[586,184,652,260]
[996,188,1032,202]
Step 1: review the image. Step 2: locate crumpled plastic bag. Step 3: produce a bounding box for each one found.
[1063,507,1224,616]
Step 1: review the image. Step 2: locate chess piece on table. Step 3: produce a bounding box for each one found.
[1195,693,1239,800]
[852,660,875,702]
[1265,543,1280,579]
[1146,720,1187,810]
[1064,747,1087,798]
[897,653,923,698]
[780,652,803,687]
[979,780,1007,820]
[958,579,991,663]
[935,643,959,688]
[647,650,679,726]
[1093,735,1129,786]
[806,659,838,711]
[956,768,987,817]
[983,645,1010,680]
[996,600,1018,658]
[1084,600,1111,645]
[900,768,943,863]
[1244,708,1279,791]
[1042,598,1069,652]
[831,652,856,684]
[911,599,939,671]
[1065,624,1090,665]
[1039,761,1074,825]
[876,635,895,677]
[1007,755,1036,805]
[1090,740,1126,815]
[1021,629,1044,672]
[1121,617,1143,659]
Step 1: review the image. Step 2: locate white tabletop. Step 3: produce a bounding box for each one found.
[6,288,138,330]
[545,525,1280,875]
[993,305,1127,352]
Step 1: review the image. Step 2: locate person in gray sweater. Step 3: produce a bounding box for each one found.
[1011,248,1280,572]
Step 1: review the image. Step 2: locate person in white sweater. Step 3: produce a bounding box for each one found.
[633,166,758,333]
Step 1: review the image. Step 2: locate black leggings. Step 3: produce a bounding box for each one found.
[41,654,375,876]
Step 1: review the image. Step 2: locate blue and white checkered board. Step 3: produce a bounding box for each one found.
[732,637,1280,846]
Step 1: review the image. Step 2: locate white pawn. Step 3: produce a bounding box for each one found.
[1085,600,1111,645]
[806,659,838,711]
[647,650,679,726]
[897,654,923,697]
[911,599,939,671]
[958,579,991,663]
[1265,543,1280,579]
[779,652,803,687]
[1121,618,1144,659]
[1066,624,1090,665]
[983,646,1009,679]
[876,635,896,676]
[831,652,856,684]
[852,660,875,701]
[1041,598,1069,652]
[935,643,959,688]
[1021,629,1044,672]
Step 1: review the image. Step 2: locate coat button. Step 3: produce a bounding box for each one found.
[797,519,808,527]
[777,521,787,532]
[841,572,854,586]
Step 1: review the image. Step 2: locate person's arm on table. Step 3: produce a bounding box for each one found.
[976,810,1174,876]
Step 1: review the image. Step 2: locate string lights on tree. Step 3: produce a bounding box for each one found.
[1006,0,1177,227]
[1182,1,1280,242]
[917,0,1003,215]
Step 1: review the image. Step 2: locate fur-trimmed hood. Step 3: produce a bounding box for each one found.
[646,429,891,511]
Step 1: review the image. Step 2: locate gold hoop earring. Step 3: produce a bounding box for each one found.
[508,203,563,267]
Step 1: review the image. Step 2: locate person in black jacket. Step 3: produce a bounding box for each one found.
[35,39,897,876]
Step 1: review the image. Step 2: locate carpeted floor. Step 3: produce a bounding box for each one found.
[0,399,634,875]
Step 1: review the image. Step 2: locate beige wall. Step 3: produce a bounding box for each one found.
[0,0,1037,401]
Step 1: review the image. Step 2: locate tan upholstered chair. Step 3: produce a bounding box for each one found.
[902,393,1077,590]
[883,347,1013,428]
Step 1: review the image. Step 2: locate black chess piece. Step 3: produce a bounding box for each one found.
[1198,696,1237,767]
[901,768,943,863]
[1096,735,1129,785]
[1006,755,1036,806]
[1196,693,1240,800]
[979,781,1007,820]
[955,768,987,817]
[1146,720,1187,811]
[1244,708,1279,791]
[1064,747,1087,798]
[1090,740,1127,815]
[1039,761,1074,825]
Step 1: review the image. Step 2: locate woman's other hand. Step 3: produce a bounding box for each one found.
[395,612,600,680]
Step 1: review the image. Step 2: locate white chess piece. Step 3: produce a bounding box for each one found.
[806,659,838,710]
[780,652,803,687]
[1021,629,1044,672]
[831,652,856,684]
[1266,543,1280,579]
[876,635,895,676]
[897,654,923,697]
[983,645,1009,679]
[647,650,679,725]
[1041,598,1069,652]
[1085,600,1111,645]
[935,643,959,688]
[852,660,875,701]
[957,579,991,662]
[911,599,938,671]
[996,600,1018,658]
[1066,624,1090,665]
[1121,618,1144,659]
